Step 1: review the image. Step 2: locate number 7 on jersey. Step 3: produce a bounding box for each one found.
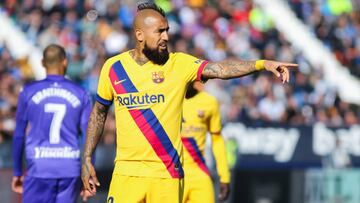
[44,103,66,144]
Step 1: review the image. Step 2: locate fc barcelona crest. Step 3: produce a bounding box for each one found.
[152,71,165,83]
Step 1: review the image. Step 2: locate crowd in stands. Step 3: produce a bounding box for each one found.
[0,0,359,169]
[289,0,360,77]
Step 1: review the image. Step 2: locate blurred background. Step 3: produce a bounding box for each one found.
[0,0,360,202]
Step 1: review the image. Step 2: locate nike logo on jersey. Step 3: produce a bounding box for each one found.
[114,79,127,85]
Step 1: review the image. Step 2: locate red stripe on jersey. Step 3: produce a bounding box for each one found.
[129,109,183,178]
[109,67,126,94]
[182,137,210,176]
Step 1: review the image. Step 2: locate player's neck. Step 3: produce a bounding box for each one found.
[46,67,65,76]
[130,49,149,66]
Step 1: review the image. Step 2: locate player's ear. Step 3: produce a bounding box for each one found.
[62,58,68,74]
[135,29,144,42]
[63,58,68,67]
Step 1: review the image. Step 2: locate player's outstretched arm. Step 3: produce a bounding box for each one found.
[81,101,109,195]
[202,59,298,83]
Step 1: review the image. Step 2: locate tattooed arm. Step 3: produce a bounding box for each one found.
[202,59,298,83]
[81,101,110,195]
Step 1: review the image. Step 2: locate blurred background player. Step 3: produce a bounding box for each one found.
[11,44,92,203]
[181,81,230,203]
[81,2,296,203]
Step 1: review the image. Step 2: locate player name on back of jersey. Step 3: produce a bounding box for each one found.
[34,146,80,159]
[31,87,81,108]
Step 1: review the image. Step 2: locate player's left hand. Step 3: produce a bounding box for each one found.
[218,182,230,201]
[11,176,24,194]
[263,60,298,83]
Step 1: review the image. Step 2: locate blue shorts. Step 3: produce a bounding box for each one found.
[23,176,81,203]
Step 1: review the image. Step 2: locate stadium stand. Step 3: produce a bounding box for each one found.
[288,0,360,78]
[255,0,360,104]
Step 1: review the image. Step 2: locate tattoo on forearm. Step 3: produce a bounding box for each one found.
[83,102,109,159]
[202,60,257,79]
[81,161,91,179]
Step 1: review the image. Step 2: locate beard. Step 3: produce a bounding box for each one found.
[142,42,169,65]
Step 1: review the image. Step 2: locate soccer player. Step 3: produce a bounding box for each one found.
[12,44,92,203]
[81,2,297,203]
[181,81,230,203]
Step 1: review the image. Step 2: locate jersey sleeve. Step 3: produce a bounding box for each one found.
[176,52,208,83]
[80,91,96,164]
[209,98,222,134]
[211,134,231,183]
[209,97,230,183]
[96,60,114,106]
[13,89,28,176]
[80,92,92,142]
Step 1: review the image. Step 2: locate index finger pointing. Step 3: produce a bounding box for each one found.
[282,63,298,67]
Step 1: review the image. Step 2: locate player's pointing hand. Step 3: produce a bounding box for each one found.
[259,60,298,83]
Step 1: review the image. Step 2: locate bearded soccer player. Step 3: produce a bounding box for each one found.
[12,44,92,203]
[81,2,297,203]
[181,81,230,203]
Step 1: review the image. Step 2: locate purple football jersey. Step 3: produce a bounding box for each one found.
[13,75,91,178]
